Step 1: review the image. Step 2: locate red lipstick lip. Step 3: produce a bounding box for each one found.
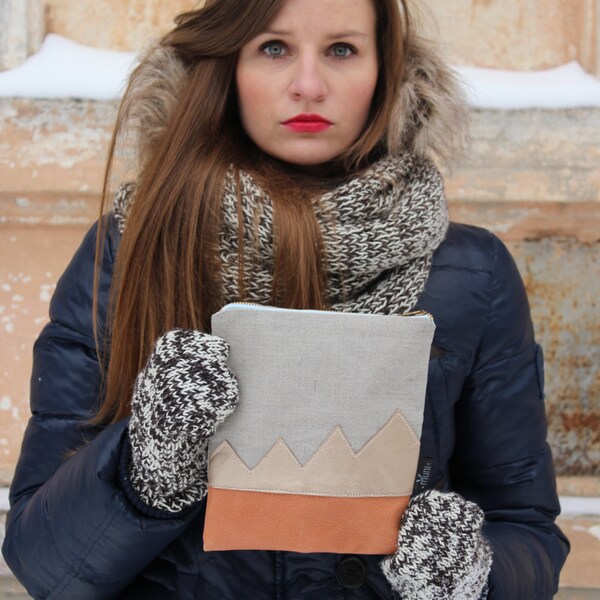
[282,114,333,133]
[282,113,332,125]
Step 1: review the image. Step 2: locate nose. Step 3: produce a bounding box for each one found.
[288,52,328,102]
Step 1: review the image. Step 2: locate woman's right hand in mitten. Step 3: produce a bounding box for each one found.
[128,329,238,513]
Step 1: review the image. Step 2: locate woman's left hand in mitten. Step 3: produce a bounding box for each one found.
[380,490,492,600]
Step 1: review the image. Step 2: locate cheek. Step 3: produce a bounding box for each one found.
[237,76,260,123]
[343,73,378,129]
[236,68,273,138]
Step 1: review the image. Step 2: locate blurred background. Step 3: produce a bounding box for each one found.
[0,0,599,597]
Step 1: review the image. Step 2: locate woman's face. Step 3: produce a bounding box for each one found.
[236,0,378,167]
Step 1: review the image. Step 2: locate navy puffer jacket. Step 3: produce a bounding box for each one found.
[3,216,569,599]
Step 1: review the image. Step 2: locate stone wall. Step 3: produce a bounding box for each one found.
[1,0,599,74]
[1,99,598,483]
[1,3,599,595]
[0,0,598,483]
[422,0,600,74]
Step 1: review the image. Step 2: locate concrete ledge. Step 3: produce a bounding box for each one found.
[2,190,599,246]
[558,514,600,590]
[1,99,599,242]
[0,98,116,196]
[2,191,599,245]
[0,191,98,226]
[559,477,600,497]
[555,591,600,599]
[449,200,600,243]
[1,101,599,197]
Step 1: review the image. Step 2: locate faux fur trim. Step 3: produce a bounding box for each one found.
[116,42,186,170]
[118,30,469,170]
[388,35,470,164]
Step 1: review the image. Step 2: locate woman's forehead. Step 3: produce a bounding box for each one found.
[264,0,377,36]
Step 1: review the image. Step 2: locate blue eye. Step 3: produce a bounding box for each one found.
[261,41,287,58]
[331,44,354,59]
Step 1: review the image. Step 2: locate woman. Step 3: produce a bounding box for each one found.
[2,0,568,598]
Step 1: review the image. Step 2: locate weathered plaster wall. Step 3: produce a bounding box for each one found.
[43,0,196,52]
[511,241,599,475]
[0,99,117,199]
[0,98,598,483]
[0,226,86,480]
[422,0,599,74]
[0,99,110,483]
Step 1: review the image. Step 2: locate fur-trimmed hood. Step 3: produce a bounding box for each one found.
[116,31,469,172]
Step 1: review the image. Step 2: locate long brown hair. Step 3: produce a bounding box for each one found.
[94,0,411,424]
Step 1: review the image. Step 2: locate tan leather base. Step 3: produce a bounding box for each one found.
[203,487,409,554]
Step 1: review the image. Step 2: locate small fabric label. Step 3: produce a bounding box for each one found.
[413,457,435,493]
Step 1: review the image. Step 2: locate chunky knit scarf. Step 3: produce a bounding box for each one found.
[114,152,448,315]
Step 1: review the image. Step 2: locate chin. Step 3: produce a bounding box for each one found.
[272,148,342,168]
[256,137,346,166]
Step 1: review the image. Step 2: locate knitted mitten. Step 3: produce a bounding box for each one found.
[380,490,492,600]
[128,329,238,513]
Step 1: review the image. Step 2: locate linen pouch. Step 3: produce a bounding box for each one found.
[203,304,434,554]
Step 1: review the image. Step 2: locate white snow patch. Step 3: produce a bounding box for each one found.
[0,397,11,411]
[1,34,600,109]
[560,496,600,516]
[456,61,600,109]
[4,322,14,333]
[0,34,136,100]
[0,488,9,511]
[1,284,11,292]
[39,284,53,302]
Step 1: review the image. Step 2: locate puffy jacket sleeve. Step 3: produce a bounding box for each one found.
[2,217,201,599]
[449,235,569,599]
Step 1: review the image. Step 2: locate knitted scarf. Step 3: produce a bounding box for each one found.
[114,152,448,315]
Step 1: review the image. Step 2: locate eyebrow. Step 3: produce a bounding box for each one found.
[261,29,369,39]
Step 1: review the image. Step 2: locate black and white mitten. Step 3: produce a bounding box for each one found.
[381,490,492,600]
[128,329,238,513]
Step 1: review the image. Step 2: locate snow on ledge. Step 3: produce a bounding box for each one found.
[456,62,600,109]
[0,34,136,100]
[1,34,600,109]
[559,496,600,517]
